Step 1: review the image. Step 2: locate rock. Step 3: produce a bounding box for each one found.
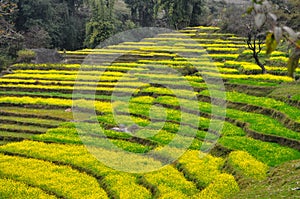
[31,48,63,64]
[110,124,139,134]
[65,108,72,112]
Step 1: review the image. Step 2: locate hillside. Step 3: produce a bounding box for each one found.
[0,26,299,198]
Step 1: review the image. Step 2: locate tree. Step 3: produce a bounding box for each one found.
[0,0,22,47]
[0,0,23,68]
[249,0,300,79]
[124,0,158,27]
[124,0,206,29]
[84,0,115,48]
[246,26,266,74]
[15,0,87,50]
[218,3,252,37]
[160,0,205,29]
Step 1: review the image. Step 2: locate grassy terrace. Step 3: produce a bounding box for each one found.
[0,26,299,198]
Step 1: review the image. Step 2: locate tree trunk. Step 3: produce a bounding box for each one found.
[254,52,266,74]
[287,47,300,79]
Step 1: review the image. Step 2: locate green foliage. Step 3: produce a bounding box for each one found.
[0,54,14,71]
[84,0,115,48]
[84,21,115,48]
[15,0,87,50]
[124,0,205,29]
[219,136,300,167]
[266,32,278,55]
[17,49,36,63]
[161,0,205,29]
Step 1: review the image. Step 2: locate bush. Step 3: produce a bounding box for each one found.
[0,55,13,72]
[17,49,36,63]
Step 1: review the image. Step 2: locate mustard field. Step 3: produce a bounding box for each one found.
[0,26,299,198]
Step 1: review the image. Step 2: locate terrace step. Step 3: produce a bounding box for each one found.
[0,106,71,121]
[0,131,35,141]
[198,95,300,132]
[225,118,300,151]
[0,123,48,135]
[225,83,276,97]
[0,153,109,198]
[0,141,9,145]
[0,141,153,198]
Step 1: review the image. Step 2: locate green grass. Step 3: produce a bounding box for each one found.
[268,82,300,102]
[227,79,278,86]
[0,131,35,139]
[0,115,61,127]
[200,90,300,122]
[0,25,299,198]
[0,90,118,101]
[232,159,300,198]
[219,136,300,167]
[0,107,73,120]
[0,123,48,134]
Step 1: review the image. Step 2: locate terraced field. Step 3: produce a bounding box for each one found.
[0,26,299,198]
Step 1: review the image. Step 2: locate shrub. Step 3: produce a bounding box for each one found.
[17,49,36,63]
[0,55,13,72]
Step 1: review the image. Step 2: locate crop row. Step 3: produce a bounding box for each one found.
[200,90,300,122]
[219,136,300,167]
[149,94,300,143]
[242,50,287,57]
[0,106,72,120]
[0,83,140,94]
[0,178,56,198]
[13,70,125,76]
[202,72,293,82]
[3,73,136,82]
[13,63,146,72]
[108,44,242,51]
[142,165,199,198]
[224,61,300,74]
[0,115,61,128]
[226,79,279,87]
[144,37,246,44]
[0,123,48,134]
[0,140,239,198]
[115,99,245,138]
[0,141,154,198]
[0,78,150,89]
[177,150,224,188]
[0,154,108,198]
[227,151,268,181]
[0,96,112,113]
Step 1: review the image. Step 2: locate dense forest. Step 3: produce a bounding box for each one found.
[0,0,299,67]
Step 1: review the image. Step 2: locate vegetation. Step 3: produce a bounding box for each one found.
[0,0,299,197]
[249,0,300,78]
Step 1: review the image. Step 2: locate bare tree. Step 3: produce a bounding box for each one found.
[249,0,300,79]
[246,26,267,74]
